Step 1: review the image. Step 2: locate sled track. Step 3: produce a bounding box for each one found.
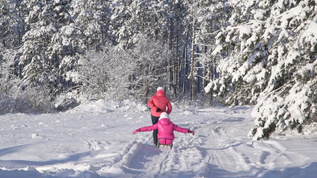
[113,137,213,177]
[112,113,259,178]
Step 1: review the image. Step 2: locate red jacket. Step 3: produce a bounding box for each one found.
[148,90,172,117]
[140,118,189,141]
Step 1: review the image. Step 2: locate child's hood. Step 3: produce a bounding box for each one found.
[159,118,171,125]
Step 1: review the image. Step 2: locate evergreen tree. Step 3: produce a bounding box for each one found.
[186,0,231,101]
[110,0,169,49]
[0,0,25,48]
[205,0,317,139]
[18,0,72,110]
[70,0,112,50]
[0,46,18,95]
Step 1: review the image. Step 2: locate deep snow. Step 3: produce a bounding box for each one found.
[0,99,316,178]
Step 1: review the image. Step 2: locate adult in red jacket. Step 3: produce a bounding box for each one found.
[148,87,172,146]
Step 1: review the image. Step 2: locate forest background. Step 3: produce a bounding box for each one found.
[0,0,316,140]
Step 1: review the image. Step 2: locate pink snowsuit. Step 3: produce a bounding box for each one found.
[148,89,172,117]
[139,117,189,145]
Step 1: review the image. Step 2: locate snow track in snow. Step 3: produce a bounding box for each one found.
[95,107,258,177]
[96,106,317,178]
[0,102,316,177]
[118,142,212,178]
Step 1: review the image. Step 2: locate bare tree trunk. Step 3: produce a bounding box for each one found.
[168,16,174,91]
[173,35,178,100]
[175,36,179,96]
[18,64,23,79]
[202,46,207,90]
[169,6,177,100]
[183,27,190,93]
[144,66,150,103]
[202,63,205,92]
[190,16,195,101]
[145,82,149,104]
[209,65,213,106]
[176,2,181,94]
[172,13,176,94]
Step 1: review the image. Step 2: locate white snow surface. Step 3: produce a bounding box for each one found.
[0,99,316,178]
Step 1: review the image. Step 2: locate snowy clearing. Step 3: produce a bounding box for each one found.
[0,100,316,178]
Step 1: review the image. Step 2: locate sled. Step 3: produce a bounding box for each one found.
[157,143,173,150]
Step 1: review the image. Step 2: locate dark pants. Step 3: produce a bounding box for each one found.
[151,115,159,145]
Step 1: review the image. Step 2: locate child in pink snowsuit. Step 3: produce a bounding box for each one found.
[133,112,194,147]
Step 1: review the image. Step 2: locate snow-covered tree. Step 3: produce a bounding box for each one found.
[0,46,18,95]
[18,0,56,88]
[205,0,317,139]
[0,45,52,113]
[70,0,112,50]
[69,35,170,102]
[249,0,317,140]
[129,34,171,102]
[184,0,231,101]
[18,0,73,110]
[0,0,25,48]
[110,0,168,49]
[75,47,132,100]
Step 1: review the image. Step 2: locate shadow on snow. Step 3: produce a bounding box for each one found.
[262,162,317,178]
[0,144,316,178]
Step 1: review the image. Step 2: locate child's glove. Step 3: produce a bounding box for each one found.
[156,108,161,112]
[133,129,141,134]
[188,130,194,135]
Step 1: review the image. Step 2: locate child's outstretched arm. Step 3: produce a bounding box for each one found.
[174,125,194,135]
[132,124,158,134]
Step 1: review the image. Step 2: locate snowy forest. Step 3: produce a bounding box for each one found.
[0,0,316,140]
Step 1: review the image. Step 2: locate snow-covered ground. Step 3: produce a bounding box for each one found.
[0,99,316,178]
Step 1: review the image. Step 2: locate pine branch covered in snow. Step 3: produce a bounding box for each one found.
[205,0,317,139]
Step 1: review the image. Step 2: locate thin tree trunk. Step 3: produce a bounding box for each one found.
[209,65,213,106]
[176,1,181,94]
[183,26,190,93]
[190,16,195,101]
[176,33,180,94]
[202,46,207,90]
[168,17,174,91]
